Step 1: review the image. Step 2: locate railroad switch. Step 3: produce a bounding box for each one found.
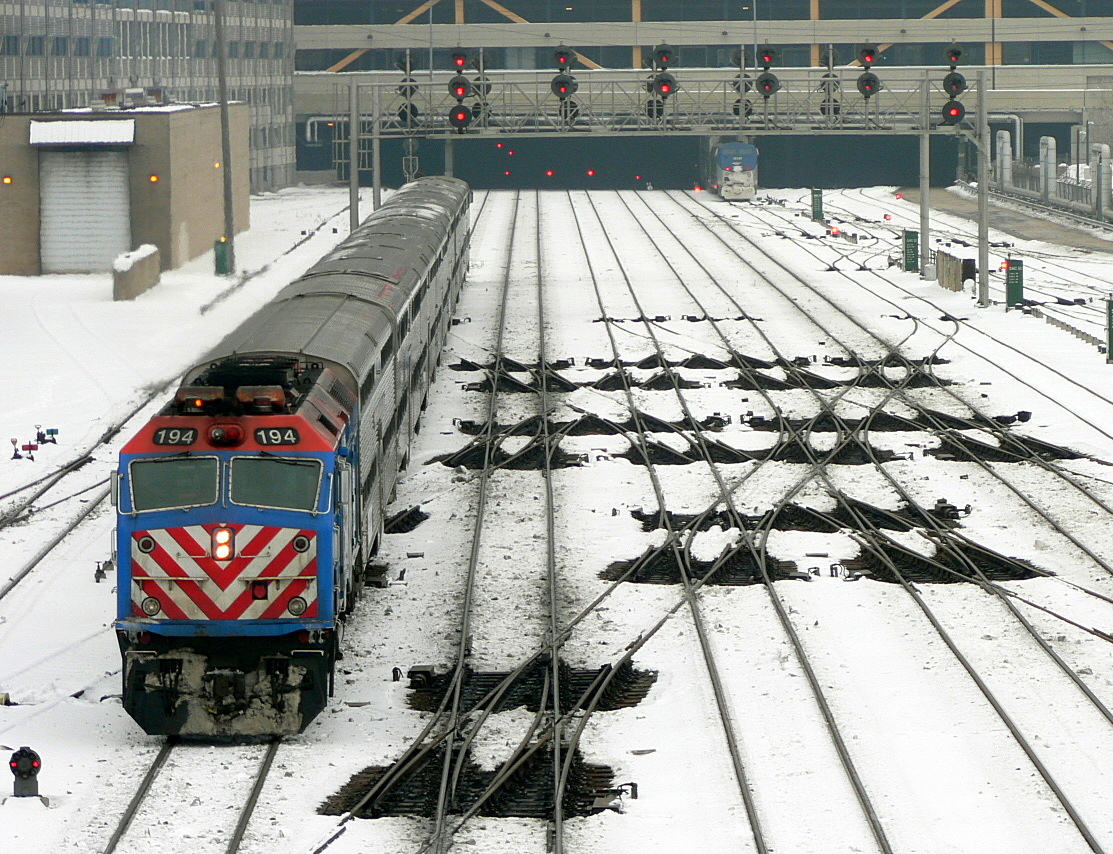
[591,781,638,812]
[407,665,436,689]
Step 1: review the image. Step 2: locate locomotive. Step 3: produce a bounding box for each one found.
[706,140,759,201]
[112,176,472,738]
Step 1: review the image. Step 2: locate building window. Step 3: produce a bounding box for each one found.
[243,41,255,58]
[52,37,69,56]
[1,35,19,56]
[195,39,208,58]
[26,36,45,57]
[228,41,239,58]
[75,37,91,57]
[97,37,113,57]
[259,42,270,58]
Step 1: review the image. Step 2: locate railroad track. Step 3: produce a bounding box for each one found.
[661,187,1113,851]
[302,188,1113,853]
[823,186,1113,342]
[100,738,280,854]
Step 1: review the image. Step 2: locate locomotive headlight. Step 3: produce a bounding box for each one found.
[141,596,162,616]
[287,596,308,616]
[211,526,235,561]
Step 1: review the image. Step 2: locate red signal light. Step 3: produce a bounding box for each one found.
[895,192,903,199]
[546,170,554,176]
[586,169,595,176]
[496,142,503,148]
[505,170,511,175]
[884,213,892,220]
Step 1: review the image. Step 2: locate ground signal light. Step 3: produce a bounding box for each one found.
[941,100,965,125]
[9,747,42,798]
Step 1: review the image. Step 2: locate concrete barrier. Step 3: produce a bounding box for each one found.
[112,244,161,300]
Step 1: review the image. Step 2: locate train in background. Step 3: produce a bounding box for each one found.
[112,176,471,738]
[705,141,759,201]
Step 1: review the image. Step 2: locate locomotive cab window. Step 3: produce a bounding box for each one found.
[129,456,219,512]
[230,455,323,512]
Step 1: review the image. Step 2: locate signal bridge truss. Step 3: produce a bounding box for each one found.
[306,67,979,143]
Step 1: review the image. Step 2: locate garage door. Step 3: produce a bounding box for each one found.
[39,150,131,273]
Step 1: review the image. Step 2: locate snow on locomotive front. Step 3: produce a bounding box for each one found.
[112,176,471,738]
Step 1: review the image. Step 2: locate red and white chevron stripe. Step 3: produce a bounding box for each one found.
[130,524,319,621]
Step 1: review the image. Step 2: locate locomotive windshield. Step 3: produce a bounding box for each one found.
[230,455,322,512]
[129,457,219,512]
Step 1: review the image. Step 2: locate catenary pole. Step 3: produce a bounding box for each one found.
[214,0,236,272]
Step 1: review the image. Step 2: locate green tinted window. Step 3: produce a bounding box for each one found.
[129,457,219,511]
[231,456,322,511]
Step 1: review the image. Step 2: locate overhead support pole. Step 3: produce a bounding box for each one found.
[977,69,990,308]
[920,74,932,279]
[349,81,360,231]
[631,0,641,68]
[445,136,454,177]
[214,0,236,273]
[372,83,382,210]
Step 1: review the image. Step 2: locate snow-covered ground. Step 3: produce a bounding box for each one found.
[3,185,1113,853]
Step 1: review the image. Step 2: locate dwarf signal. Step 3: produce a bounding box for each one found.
[9,747,42,797]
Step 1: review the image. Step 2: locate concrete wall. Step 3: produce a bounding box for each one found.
[0,104,250,277]
[0,117,43,276]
